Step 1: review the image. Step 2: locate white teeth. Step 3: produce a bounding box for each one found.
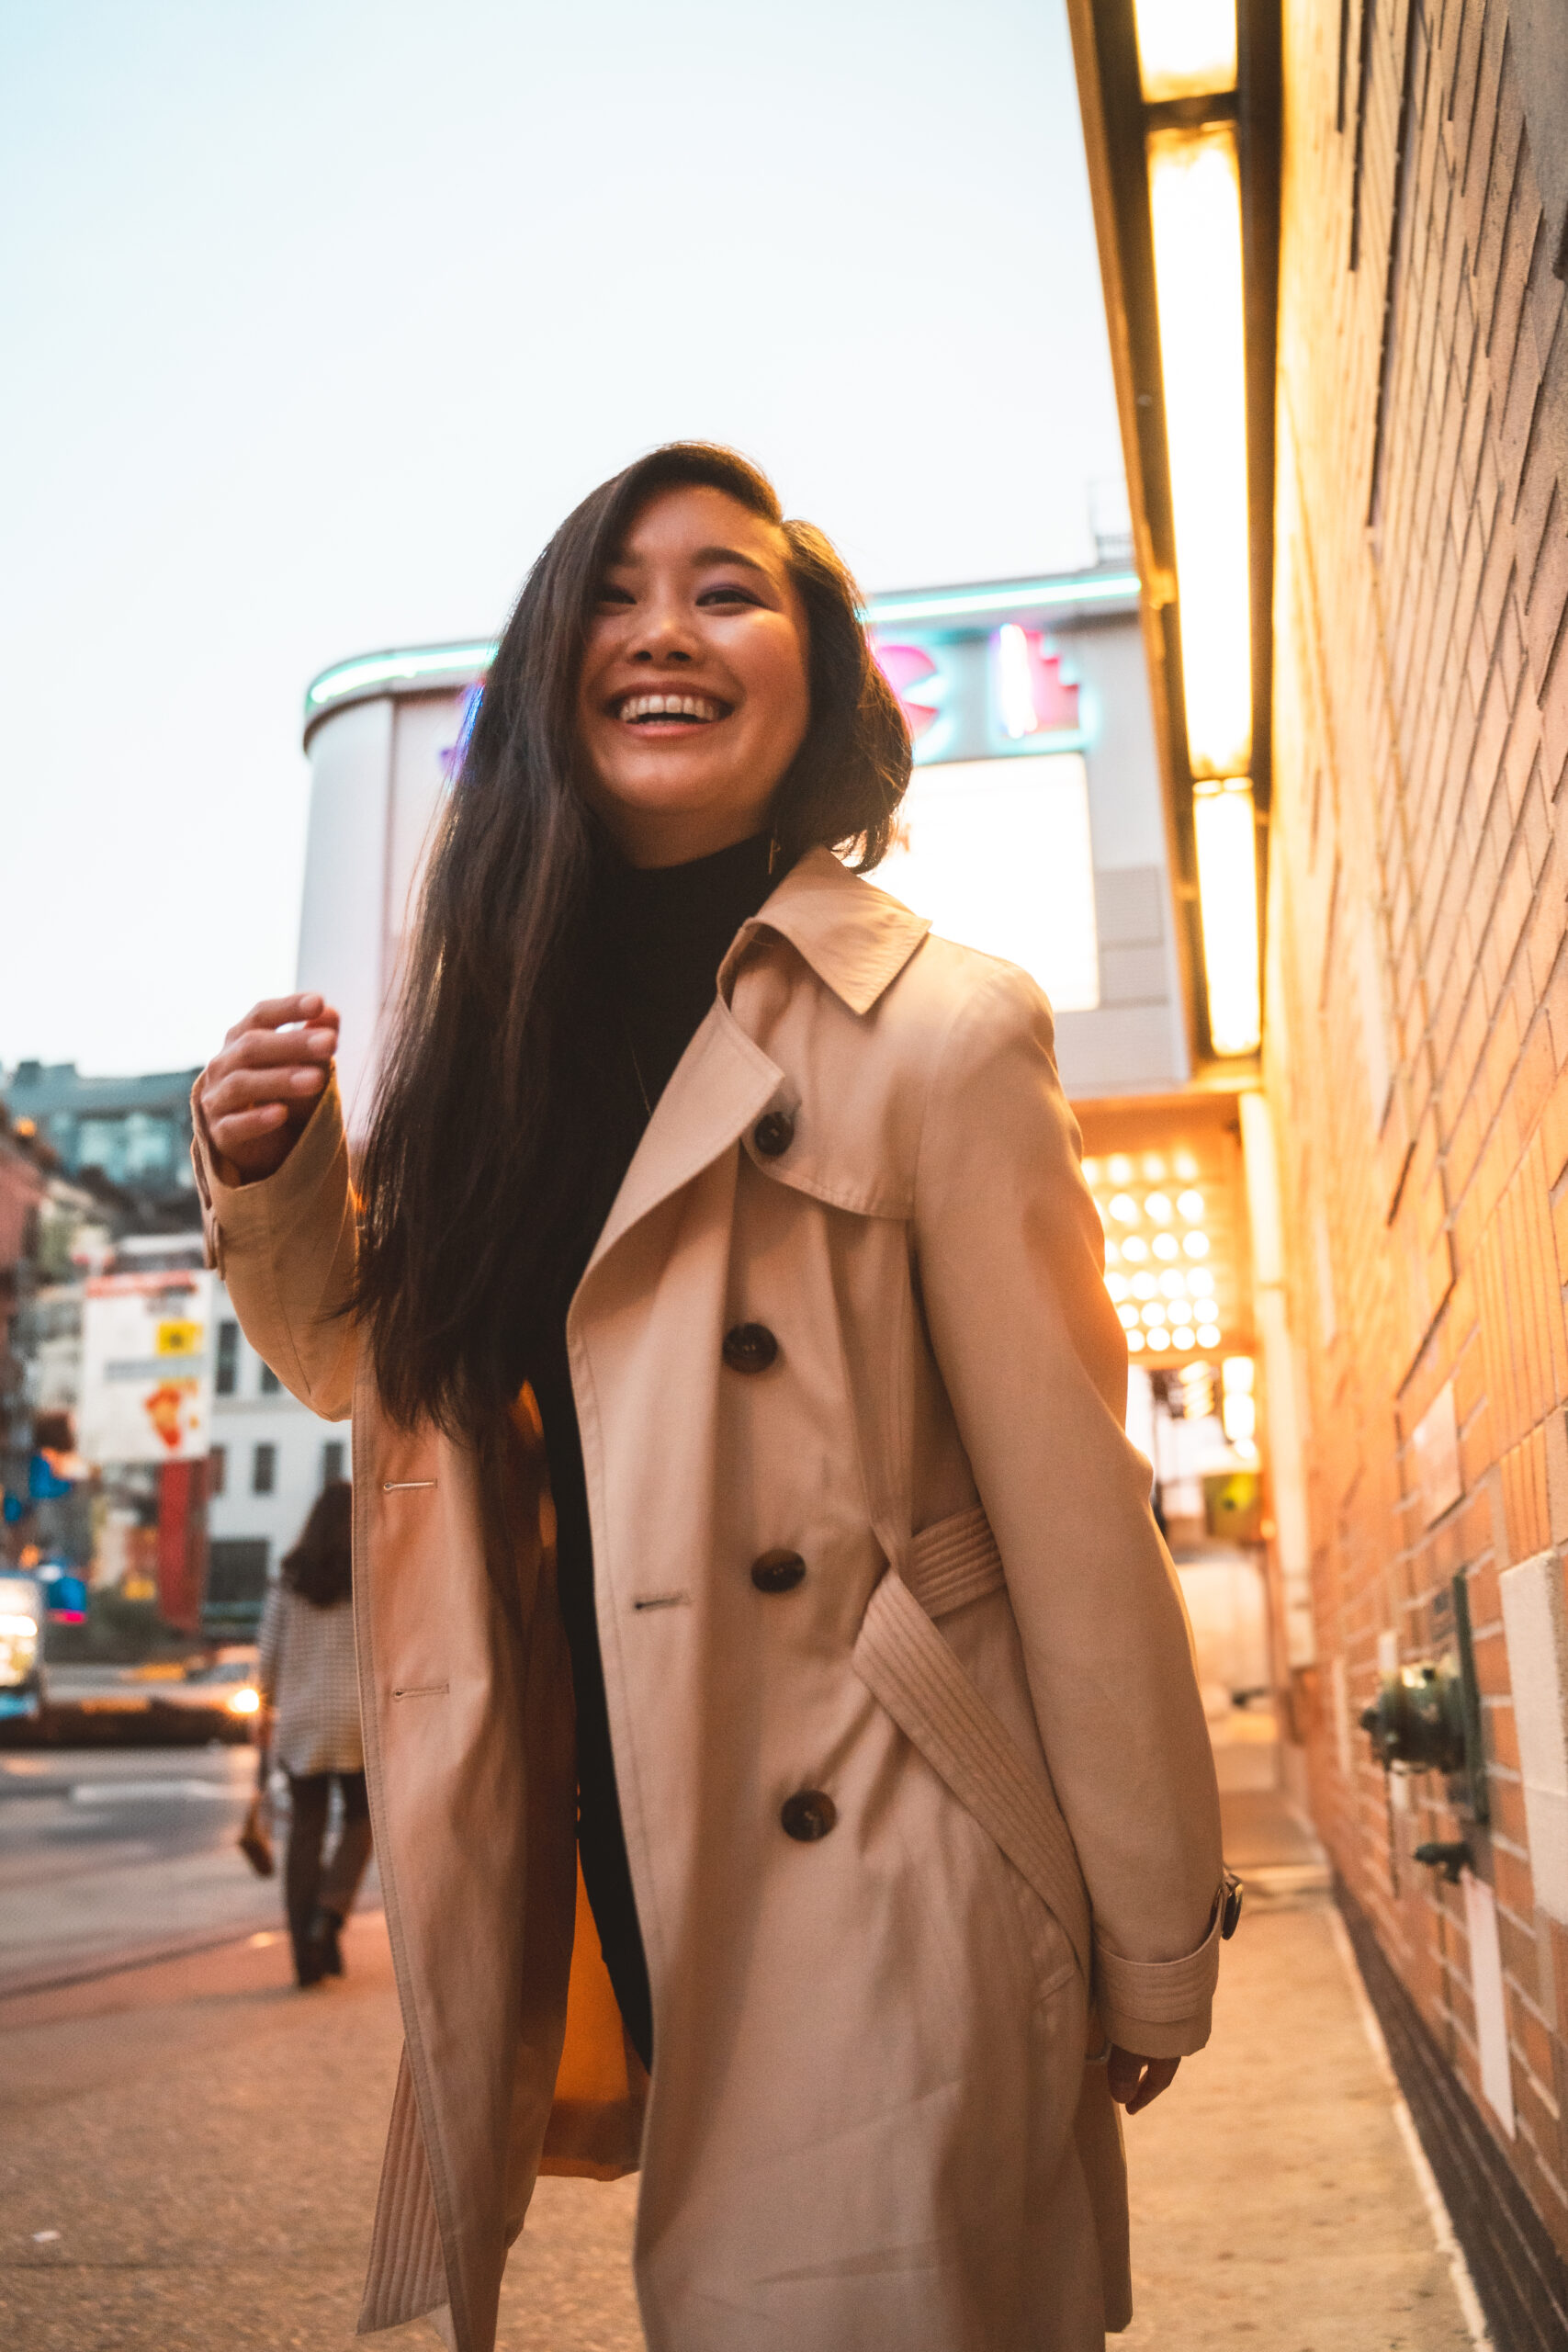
[617,691,722,723]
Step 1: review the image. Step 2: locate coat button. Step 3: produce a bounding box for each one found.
[781,1789,837,1841]
[753,1109,795,1158]
[723,1322,778,1374]
[751,1548,806,1593]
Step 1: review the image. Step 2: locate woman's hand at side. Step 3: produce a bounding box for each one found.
[1108,2047,1179,2115]
[198,993,340,1183]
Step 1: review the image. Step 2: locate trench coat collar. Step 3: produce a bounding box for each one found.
[579,849,930,1285]
[719,843,931,1016]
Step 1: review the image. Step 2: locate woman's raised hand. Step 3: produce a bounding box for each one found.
[198,993,340,1183]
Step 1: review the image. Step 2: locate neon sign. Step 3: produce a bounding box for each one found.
[870,639,944,742]
[993,626,1080,741]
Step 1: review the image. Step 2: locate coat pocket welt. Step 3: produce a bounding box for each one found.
[391,1682,449,1700]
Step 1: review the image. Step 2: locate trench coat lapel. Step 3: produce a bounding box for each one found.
[581,999,783,1281]
[583,847,929,1281]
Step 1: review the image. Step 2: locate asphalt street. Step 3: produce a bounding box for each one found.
[0,1743,342,1994]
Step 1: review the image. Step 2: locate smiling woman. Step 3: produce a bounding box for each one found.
[575,488,812,866]
[192,442,1224,2352]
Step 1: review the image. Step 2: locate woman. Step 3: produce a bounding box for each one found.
[192,444,1224,2352]
[256,1478,372,1986]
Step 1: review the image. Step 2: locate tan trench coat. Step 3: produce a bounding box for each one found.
[193,848,1224,2352]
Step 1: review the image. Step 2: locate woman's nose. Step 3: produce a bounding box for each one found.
[629,598,699,664]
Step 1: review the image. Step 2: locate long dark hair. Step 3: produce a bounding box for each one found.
[281,1480,353,1609]
[354,442,909,1436]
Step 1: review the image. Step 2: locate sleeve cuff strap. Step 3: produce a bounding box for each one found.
[1093,1893,1224,2056]
[189,1073,348,1267]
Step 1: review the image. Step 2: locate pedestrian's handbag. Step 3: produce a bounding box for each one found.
[238,1740,275,1877]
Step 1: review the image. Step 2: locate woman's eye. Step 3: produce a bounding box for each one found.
[595,582,637,606]
[697,583,761,608]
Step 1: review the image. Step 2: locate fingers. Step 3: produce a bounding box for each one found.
[202,1055,330,1130]
[219,1023,338,1071]
[222,992,338,1046]
[1107,2048,1180,2114]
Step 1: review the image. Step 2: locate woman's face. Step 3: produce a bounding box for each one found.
[576,483,811,868]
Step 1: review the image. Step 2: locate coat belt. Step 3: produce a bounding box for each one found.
[853,1507,1093,1988]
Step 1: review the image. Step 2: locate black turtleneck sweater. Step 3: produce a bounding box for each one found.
[524,831,776,2073]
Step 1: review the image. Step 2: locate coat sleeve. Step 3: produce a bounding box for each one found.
[912,959,1224,2059]
[188,1072,358,1422]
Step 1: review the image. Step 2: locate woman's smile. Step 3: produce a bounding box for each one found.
[611,688,732,729]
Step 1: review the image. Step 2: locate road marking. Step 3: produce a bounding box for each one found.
[68,1780,245,1804]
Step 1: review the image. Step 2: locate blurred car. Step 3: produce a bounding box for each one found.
[23,1646,264,1747]
[148,1649,263,1743]
[0,1573,47,1724]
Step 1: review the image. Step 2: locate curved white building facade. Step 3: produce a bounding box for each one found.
[298,570,1185,1138]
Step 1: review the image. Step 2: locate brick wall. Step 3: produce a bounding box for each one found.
[1267,0,1568,2303]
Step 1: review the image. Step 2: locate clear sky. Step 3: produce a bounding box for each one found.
[2,0,1122,1076]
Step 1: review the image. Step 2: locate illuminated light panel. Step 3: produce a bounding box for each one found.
[1132,1273,1158,1301]
[1143,1155,1167,1180]
[1178,1189,1205,1221]
[1193,781,1262,1054]
[1145,1192,1173,1223]
[1119,1306,1141,1331]
[1152,1233,1179,1261]
[863,574,1138,628]
[1197,1322,1222,1347]
[1109,1193,1139,1224]
[1128,1330,1146,1352]
[875,755,1100,1011]
[1133,0,1237,103]
[306,640,496,714]
[1122,1236,1150,1262]
[1183,1230,1211,1259]
[1108,1155,1134,1183]
[1147,1324,1171,1349]
[1172,1327,1195,1349]
[1147,120,1252,780]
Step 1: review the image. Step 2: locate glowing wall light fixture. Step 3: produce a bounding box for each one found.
[1192,781,1260,1054]
[1146,119,1252,782]
[1133,0,1237,103]
[1221,1355,1256,1449]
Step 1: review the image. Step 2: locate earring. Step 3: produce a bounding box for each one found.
[768,832,782,875]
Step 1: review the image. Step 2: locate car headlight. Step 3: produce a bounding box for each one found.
[226,1686,262,1715]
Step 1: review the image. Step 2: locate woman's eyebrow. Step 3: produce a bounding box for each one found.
[690,544,773,577]
[604,543,772,575]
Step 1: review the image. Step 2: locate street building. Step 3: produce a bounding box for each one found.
[1071,3,1568,2341]
[2,1061,202,1203]
[0,1091,345,1642]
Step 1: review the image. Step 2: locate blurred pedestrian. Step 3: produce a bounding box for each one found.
[196,444,1224,2352]
[256,1479,369,1988]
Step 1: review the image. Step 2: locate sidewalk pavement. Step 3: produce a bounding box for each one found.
[0,1793,1487,2351]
